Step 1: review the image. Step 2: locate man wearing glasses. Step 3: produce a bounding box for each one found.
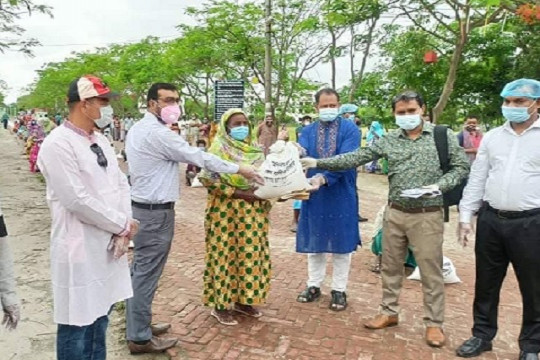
[37,75,138,360]
[125,83,264,354]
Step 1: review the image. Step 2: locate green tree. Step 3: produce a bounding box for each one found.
[0,0,53,55]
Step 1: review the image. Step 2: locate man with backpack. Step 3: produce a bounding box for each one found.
[300,90,469,348]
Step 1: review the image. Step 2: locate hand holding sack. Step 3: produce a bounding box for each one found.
[254,140,312,200]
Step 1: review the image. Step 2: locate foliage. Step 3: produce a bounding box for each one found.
[0,0,53,55]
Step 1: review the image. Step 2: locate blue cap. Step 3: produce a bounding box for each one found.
[339,104,359,115]
[500,79,540,99]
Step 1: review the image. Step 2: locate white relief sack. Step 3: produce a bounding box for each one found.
[254,140,311,200]
[407,256,461,284]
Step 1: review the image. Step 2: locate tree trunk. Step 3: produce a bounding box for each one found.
[330,27,337,89]
[348,25,355,102]
[432,27,468,123]
[349,18,378,102]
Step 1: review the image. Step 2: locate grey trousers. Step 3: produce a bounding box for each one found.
[126,207,175,342]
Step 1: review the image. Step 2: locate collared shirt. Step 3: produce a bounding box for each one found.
[126,112,239,204]
[64,120,96,143]
[317,122,470,209]
[459,118,540,222]
[37,124,133,326]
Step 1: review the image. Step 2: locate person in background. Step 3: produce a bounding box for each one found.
[339,104,369,222]
[257,114,278,156]
[199,118,211,143]
[296,115,312,141]
[54,113,63,126]
[199,108,285,325]
[186,139,207,186]
[301,90,469,348]
[366,121,385,173]
[125,83,264,354]
[37,75,136,360]
[457,115,483,164]
[112,115,121,141]
[0,196,20,331]
[456,79,540,360]
[187,115,201,146]
[296,88,360,312]
[2,113,9,130]
[124,113,135,139]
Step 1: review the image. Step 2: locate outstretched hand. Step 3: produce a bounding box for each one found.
[238,165,265,186]
[300,157,317,170]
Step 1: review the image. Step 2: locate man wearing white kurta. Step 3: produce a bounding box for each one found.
[38,75,136,360]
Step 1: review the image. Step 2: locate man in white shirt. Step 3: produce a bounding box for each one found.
[125,83,263,354]
[456,79,540,360]
[123,113,135,137]
[37,75,137,360]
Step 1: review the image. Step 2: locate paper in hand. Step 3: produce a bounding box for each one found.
[400,188,442,199]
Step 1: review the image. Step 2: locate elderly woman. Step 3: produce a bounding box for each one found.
[200,109,283,326]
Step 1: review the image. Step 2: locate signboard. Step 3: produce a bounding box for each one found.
[214,80,245,122]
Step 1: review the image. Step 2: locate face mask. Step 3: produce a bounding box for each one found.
[229,126,249,141]
[349,115,355,122]
[94,105,114,129]
[502,103,535,123]
[198,146,206,151]
[303,121,310,126]
[159,104,182,124]
[319,108,339,122]
[395,114,422,130]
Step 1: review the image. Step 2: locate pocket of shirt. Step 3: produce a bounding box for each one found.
[521,156,540,173]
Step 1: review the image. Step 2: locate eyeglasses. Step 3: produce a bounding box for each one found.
[90,143,108,168]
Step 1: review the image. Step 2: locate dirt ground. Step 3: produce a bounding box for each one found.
[0,128,524,360]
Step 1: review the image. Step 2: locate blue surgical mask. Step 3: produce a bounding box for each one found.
[319,108,339,122]
[395,114,422,130]
[229,126,249,141]
[502,103,535,123]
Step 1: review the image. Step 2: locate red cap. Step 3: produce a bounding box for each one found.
[67,75,119,102]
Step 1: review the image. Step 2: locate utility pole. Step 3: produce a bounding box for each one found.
[264,0,273,118]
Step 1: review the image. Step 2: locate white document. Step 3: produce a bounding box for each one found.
[400,188,442,199]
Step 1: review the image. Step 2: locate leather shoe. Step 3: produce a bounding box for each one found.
[364,314,398,329]
[151,323,171,336]
[425,327,445,348]
[519,351,539,360]
[456,336,492,358]
[128,336,178,354]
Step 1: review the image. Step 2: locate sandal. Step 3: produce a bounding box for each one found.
[329,290,348,311]
[233,303,263,318]
[297,286,321,303]
[211,309,238,326]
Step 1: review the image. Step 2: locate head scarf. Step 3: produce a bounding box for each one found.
[339,104,359,115]
[199,108,264,189]
[367,121,384,143]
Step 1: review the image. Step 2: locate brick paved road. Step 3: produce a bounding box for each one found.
[148,170,523,360]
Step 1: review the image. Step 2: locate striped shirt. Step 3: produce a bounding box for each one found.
[126,112,239,204]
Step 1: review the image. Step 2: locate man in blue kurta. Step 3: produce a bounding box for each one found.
[296,88,360,311]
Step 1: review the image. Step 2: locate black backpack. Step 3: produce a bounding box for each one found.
[434,125,468,222]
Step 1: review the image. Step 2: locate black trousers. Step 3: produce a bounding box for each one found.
[472,206,540,352]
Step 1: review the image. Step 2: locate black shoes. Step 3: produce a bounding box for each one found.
[519,351,539,360]
[456,336,493,357]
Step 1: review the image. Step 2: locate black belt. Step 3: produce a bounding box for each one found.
[131,201,175,210]
[388,202,442,214]
[485,203,540,219]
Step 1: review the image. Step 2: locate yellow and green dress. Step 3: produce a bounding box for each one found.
[199,109,272,310]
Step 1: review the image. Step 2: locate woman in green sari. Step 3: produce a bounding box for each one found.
[200,109,282,326]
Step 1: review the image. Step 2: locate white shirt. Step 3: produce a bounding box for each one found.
[37,124,133,326]
[459,118,540,223]
[126,112,239,204]
[124,117,135,131]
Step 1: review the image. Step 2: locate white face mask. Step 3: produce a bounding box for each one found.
[94,105,114,129]
[395,114,422,130]
[319,108,339,122]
